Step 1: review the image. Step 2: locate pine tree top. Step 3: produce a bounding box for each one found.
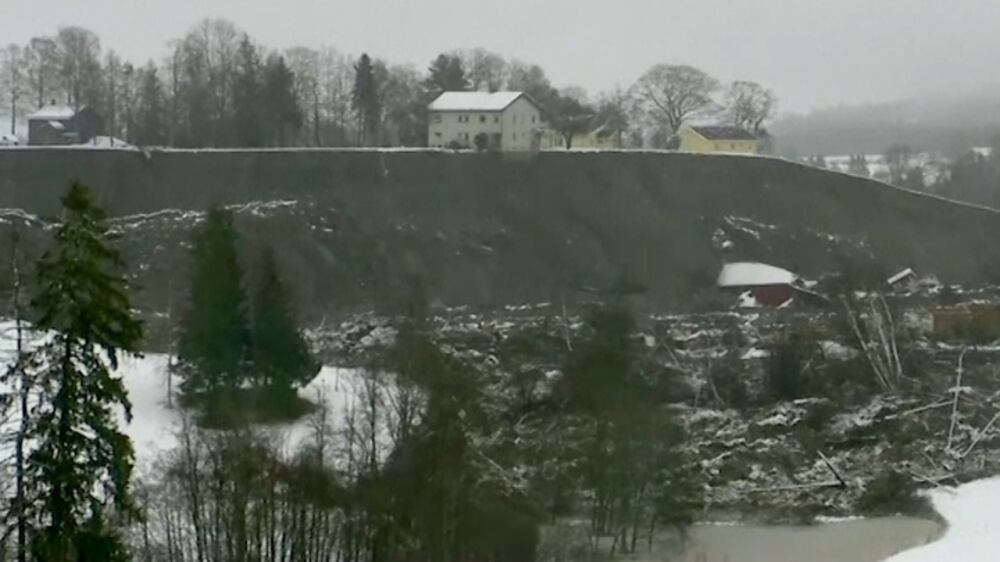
[34,181,142,368]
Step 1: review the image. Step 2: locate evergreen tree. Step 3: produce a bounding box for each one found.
[848,154,870,177]
[561,302,640,414]
[262,54,303,146]
[352,54,380,146]
[560,301,695,553]
[131,64,167,146]
[250,247,318,399]
[233,35,264,147]
[423,54,469,97]
[903,166,926,191]
[507,62,557,106]
[26,182,143,561]
[176,207,251,405]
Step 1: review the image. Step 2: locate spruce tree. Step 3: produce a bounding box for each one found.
[561,300,695,552]
[176,207,250,406]
[250,247,318,401]
[262,54,303,146]
[233,35,265,147]
[423,54,469,96]
[131,64,167,147]
[27,182,142,561]
[352,53,380,146]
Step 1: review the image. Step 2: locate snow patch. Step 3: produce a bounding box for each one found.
[738,291,761,308]
[884,477,1000,561]
[741,347,769,360]
[820,340,858,360]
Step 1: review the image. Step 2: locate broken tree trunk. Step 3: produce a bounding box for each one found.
[946,348,968,453]
[818,450,848,488]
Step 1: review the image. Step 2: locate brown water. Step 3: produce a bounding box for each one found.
[639,517,943,562]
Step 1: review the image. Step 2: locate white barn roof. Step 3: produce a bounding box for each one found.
[428,91,526,112]
[29,105,76,121]
[717,262,796,288]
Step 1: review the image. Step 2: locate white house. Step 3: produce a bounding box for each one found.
[427,91,543,151]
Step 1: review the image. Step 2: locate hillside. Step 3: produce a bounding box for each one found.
[2,149,1000,318]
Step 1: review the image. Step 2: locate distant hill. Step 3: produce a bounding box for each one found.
[1,149,999,322]
[772,89,1000,157]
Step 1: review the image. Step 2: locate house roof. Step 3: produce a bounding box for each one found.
[29,105,76,121]
[688,125,757,141]
[717,262,796,288]
[428,91,527,112]
[592,124,622,139]
[887,268,916,285]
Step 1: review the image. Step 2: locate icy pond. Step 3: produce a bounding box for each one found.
[644,516,942,562]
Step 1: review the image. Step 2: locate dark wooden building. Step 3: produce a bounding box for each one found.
[28,104,105,146]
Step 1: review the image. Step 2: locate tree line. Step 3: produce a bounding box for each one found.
[1,19,777,149]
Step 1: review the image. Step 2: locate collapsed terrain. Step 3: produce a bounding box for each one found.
[4,150,1000,558]
[2,149,1000,319]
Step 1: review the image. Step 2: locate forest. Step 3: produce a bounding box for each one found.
[0,20,777,149]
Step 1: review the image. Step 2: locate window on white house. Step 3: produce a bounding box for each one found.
[435,132,442,138]
[480,115,486,123]
[433,114,442,123]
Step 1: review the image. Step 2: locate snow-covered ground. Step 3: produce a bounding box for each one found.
[116,355,374,472]
[884,477,1000,561]
[0,324,377,476]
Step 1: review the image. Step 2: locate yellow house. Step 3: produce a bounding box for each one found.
[677,124,759,154]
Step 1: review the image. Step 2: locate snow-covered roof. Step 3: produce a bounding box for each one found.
[29,105,76,121]
[717,262,796,288]
[428,91,526,112]
[887,268,916,285]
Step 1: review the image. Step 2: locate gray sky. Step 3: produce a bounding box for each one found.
[6,0,1000,112]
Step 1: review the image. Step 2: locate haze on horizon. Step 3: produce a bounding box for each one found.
[5,0,1000,113]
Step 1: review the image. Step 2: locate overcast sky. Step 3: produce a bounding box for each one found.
[5,0,1000,113]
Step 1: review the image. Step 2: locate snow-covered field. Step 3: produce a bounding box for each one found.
[0,321,374,476]
[116,354,369,473]
[884,477,1000,561]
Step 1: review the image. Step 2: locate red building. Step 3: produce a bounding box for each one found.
[717,262,801,308]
